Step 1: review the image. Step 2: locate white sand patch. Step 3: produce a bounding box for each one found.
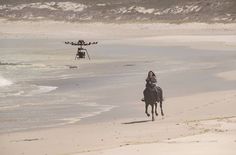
[154,5,201,15]
[129,6,135,10]
[0,2,87,12]
[10,4,27,10]
[213,16,233,22]
[31,4,57,10]
[116,7,128,14]
[217,70,236,81]
[96,3,106,7]
[45,2,56,6]
[154,10,161,15]
[134,7,155,14]
[171,6,184,14]
[162,8,170,14]
[57,2,87,12]
[184,5,201,13]
[1,3,57,11]
[0,5,7,10]
[116,6,155,14]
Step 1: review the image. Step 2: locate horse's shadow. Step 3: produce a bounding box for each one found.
[122,120,152,125]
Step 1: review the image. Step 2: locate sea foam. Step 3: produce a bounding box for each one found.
[0,75,13,87]
[25,85,58,96]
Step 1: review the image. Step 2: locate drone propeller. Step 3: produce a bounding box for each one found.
[65,40,98,46]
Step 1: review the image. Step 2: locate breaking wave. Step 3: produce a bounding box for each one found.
[0,75,13,87]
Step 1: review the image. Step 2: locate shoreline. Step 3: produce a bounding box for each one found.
[1,40,236,134]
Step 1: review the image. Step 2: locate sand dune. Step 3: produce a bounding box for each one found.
[1,0,235,23]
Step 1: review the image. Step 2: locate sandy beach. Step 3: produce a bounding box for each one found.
[1,20,236,155]
[1,90,236,155]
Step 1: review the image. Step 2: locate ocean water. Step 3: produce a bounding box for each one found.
[0,38,236,133]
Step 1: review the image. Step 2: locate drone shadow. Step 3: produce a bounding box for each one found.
[122,120,152,125]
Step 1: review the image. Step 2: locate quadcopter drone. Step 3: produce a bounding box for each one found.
[65,40,98,60]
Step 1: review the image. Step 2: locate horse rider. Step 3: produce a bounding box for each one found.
[142,71,160,101]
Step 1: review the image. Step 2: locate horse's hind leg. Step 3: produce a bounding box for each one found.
[155,102,158,116]
[151,104,155,121]
[160,101,164,116]
[159,88,164,116]
[145,103,150,117]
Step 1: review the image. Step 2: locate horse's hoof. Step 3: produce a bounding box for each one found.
[146,113,150,117]
[161,113,164,116]
[155,112,158,116]
[152,118,155,121]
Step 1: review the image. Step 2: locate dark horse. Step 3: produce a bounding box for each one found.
[143,86,164,121]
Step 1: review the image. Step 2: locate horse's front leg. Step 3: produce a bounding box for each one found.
[145,103,150,117]
[160,101,164,116]
[155,102,158,116]
[151,104,155,121]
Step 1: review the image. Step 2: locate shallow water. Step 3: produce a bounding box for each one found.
[0,38,235,133]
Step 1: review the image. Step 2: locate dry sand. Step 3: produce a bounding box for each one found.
[1,19,236,51]
[0,19,236,39]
